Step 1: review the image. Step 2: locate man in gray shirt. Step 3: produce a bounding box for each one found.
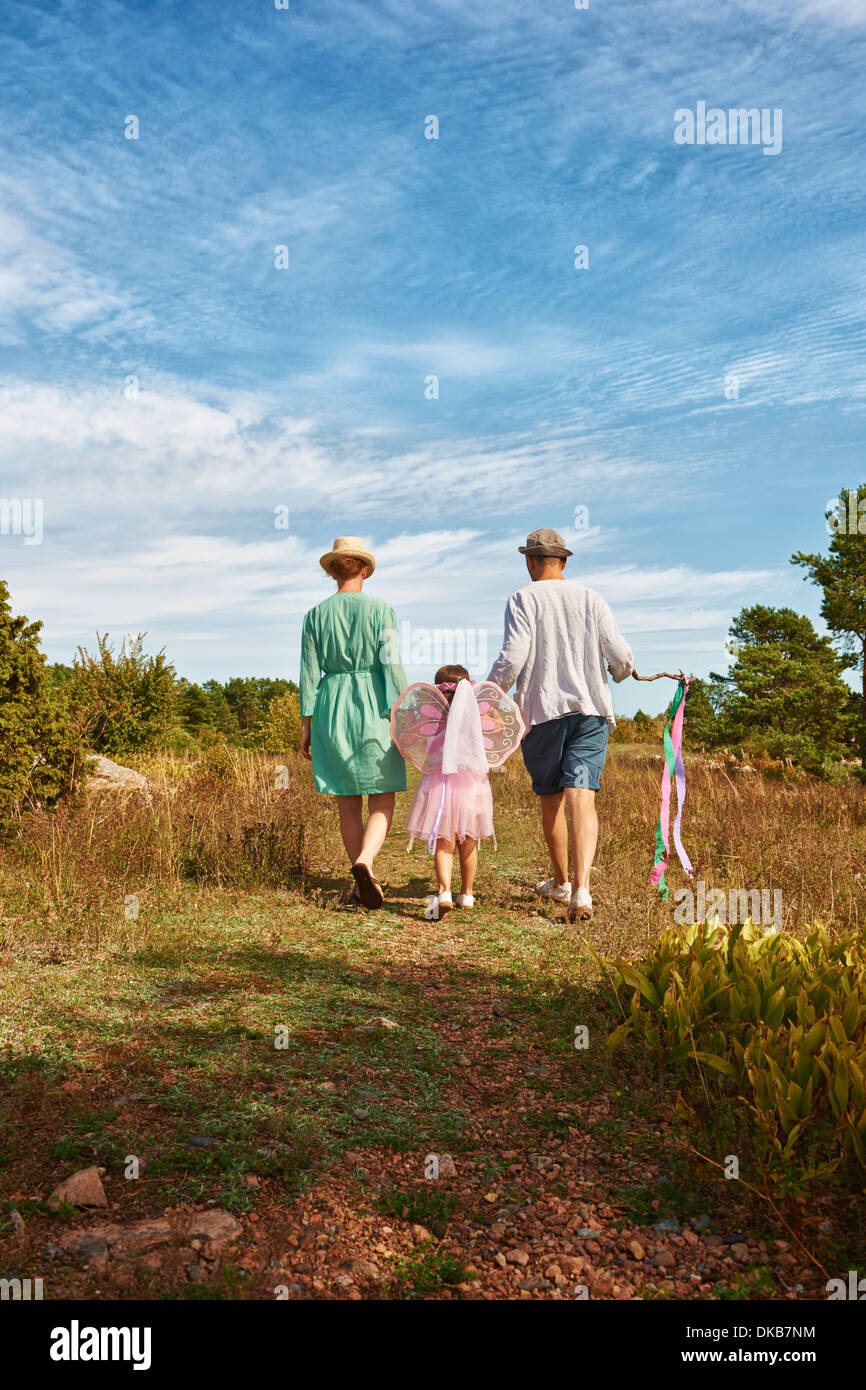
[488,528,634,922]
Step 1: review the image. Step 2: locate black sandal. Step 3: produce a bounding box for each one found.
[352,863,385,910]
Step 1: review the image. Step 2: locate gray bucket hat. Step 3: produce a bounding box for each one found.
[518,527,573,559]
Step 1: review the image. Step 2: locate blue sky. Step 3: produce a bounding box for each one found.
[1,0,864,714]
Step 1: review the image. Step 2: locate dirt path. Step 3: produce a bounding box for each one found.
[0,833,825,1300]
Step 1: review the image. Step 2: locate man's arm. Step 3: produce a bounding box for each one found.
[596,595,634,683]
[487,594,531,691]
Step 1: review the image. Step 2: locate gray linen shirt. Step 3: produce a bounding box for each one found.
[487,579,634,730]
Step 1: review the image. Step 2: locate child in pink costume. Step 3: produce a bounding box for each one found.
[390,662,525,920]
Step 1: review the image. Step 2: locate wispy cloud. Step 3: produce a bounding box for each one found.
[1,0,863,708]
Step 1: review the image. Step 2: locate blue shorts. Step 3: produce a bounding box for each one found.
[521,713,610,796]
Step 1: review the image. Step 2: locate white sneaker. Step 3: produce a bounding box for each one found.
[424,892,453,921]
[456,894,475,908]
[535,877,572,904]
[568,887,593,922]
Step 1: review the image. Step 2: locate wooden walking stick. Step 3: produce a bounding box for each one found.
[632,669,686,682]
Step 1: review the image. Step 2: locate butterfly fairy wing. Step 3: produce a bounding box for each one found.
[390,683,450,773]
[471,681,526,766]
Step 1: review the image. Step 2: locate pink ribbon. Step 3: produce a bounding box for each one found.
[649,678,694,897]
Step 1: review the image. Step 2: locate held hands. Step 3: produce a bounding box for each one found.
[300,717,312,761]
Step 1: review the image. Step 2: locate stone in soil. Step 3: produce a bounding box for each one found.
[48,1166,108,1210]
[354,1016,401,1032]
[654,1217,681,1234]
[58,1208,242,1270]
[86,755,150,793]
[338,1259,381,1284]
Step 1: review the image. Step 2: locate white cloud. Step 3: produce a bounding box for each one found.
[0,208,151,341]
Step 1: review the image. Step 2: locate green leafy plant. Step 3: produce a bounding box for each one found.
[71,632,178,756]
[598,920,866,1193]
[0,580,83,826]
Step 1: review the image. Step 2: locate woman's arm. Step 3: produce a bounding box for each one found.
[300,715,312,760]
[378,603,408,706]
[299,612,321,716]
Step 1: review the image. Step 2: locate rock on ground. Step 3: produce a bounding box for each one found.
[48,1166,108,1209]
[58,1209,242,1270]
[85,755,150,793]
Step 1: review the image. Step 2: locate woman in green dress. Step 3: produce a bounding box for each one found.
[300,536,407,909]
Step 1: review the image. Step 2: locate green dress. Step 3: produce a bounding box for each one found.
[300,592,408,796]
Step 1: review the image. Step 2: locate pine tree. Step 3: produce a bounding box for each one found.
[0,579,82,824]
[714,604,855,771]
[792,485,866,768]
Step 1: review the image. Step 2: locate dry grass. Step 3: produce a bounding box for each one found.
[1,747,863,960]
[0,750,332,953]
[1,747,864,1300]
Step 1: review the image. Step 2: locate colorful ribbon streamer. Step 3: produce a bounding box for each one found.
[650,677,694,900]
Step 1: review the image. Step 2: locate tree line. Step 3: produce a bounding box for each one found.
[1,485,863,822]
[44,644,299,756]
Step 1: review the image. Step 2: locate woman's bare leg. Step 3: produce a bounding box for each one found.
[434,836,456,894]
[457,837,478,896]
[353,792,395,874]
[337,796,365,864]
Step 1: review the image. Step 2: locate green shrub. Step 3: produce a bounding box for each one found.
[71,632,177,756]
[199,741,237,783]
[259,689,301,753]
[0,580,83,826]
[598,921,866,1192]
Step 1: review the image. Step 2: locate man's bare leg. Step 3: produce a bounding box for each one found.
[539,791,569,886]
[564,786,598,890]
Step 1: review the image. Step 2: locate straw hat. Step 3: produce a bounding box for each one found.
[319,536,376,577]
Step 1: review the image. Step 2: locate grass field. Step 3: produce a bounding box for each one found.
[1,748,864,1299]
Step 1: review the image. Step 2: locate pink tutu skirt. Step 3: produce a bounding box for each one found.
[406,769,494,846]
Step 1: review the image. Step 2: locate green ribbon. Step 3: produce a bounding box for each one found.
[651,679,687,901]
